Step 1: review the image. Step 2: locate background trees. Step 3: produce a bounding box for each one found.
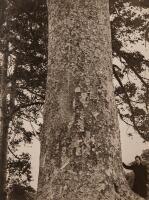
[0,0,48,194]
[110,0,149,141]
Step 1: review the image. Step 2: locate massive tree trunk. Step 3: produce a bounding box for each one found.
[37,1,143,199]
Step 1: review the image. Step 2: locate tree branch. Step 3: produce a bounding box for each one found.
[11,101,43,117]
[25,88,45,100]
[118,110,134,127]
[8,146,20,160]
[113,65,142,135]
[129,65,148,88]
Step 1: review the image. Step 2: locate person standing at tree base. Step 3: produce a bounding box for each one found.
[123,156,147,198]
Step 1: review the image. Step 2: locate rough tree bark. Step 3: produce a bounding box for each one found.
[37,1,144,199]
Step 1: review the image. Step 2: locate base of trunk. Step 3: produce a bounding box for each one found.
[37,166,144,200]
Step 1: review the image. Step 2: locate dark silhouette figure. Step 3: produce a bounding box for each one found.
[123,156,147,198]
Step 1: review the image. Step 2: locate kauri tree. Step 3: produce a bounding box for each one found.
[37,0,144,200]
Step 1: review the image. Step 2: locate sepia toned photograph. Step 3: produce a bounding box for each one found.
[0,0,149,199]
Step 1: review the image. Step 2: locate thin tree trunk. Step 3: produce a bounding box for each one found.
[37,1,143,199]
[0,2,9,199]
[0,48,9,200]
